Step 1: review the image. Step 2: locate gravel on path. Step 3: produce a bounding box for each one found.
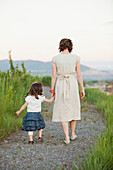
[0,87,106,170]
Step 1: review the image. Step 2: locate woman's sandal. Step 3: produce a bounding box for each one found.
[29,141,34,144]
[70,135,77,141]
[64,139,70,144]
[38,137,43,142]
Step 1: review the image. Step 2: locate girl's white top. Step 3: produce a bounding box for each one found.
[25,95,45,112]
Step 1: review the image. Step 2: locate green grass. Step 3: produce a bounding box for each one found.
[0,57,51,141]
[74,88,113,170]
[0,56,113,169]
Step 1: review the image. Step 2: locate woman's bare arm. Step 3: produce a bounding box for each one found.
[51,62,57,90]
[76,62,85,99]
[76,62,84,90]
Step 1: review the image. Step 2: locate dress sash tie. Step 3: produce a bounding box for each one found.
[58,73,75,99]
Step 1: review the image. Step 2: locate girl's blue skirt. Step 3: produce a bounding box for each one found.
[22,112,45,131]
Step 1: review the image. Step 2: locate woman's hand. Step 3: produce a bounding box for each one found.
[51,92,55,98]
[80,89,85,99]
[50,89,55,98]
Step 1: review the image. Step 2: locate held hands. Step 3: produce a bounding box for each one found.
[50,89,55,98]
[51,92,55,100]
[51,95,55,101]
[80,89,85,99]
[52,92,55,98]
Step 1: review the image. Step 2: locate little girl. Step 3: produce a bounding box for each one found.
[16,81,54,144]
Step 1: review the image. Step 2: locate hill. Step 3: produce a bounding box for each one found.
[0,59,90,72]
[0,59,113,80]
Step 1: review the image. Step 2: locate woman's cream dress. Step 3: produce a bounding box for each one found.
[52,53,81,122]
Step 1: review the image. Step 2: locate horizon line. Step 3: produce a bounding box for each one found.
[0,59,113,63]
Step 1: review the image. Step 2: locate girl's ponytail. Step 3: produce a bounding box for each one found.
[25,92,30,98]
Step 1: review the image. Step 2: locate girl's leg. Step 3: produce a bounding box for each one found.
[28,131,33,141]
[70,120,76,137]
[38,129,43,141]
[61,121,69,141]
[38,129,42,138]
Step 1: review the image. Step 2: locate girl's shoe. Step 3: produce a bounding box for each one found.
[38,137,43,142]
[29,141,34,144]
[70,135,77,141]
[64,139,70,144]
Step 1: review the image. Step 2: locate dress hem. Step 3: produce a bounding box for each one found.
[52,118,81,122]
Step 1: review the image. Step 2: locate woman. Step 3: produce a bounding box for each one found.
[50,38,85,144]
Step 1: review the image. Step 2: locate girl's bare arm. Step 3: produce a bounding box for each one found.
[16,102,28,115]
[43,97,54,103]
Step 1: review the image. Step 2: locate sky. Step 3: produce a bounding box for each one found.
[0,0,113,69]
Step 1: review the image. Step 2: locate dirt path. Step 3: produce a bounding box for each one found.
[0,87,106,170]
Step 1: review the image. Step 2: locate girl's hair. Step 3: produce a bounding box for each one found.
[25,83,43,99]
[59,38,73,53]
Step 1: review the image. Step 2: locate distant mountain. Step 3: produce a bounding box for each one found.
[0,59,113,80]
[0,59,90,72]
[82,61,113,71]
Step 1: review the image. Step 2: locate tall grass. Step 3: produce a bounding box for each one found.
[0,57,51,140]
[75,88,113,170]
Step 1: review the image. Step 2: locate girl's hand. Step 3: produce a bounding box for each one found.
[51,92,55,98]
[51,96,55,101]
[80,89,85,99]
[16,111,20,116]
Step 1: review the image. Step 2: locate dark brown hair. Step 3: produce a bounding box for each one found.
[25,83,43,99]
[59,38,73,52]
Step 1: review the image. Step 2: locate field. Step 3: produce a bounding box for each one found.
[0,58,113,169]
[0,57,51,140]
[77,89,113,170]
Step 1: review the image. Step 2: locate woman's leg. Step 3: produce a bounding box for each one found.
[61,121,69,141]
[38,129,42,138]
[70,120,76,137]
[28,131,33,141]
